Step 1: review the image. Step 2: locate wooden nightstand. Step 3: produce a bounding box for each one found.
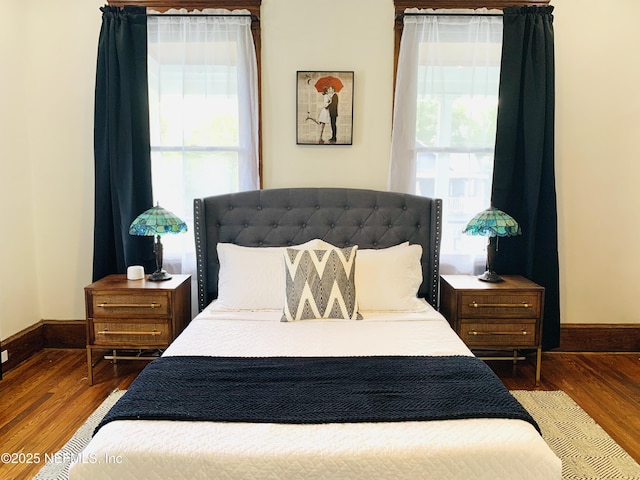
[85,274,191,385]
[439,275,545,385]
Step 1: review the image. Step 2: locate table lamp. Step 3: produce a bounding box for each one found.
[129,204,187,281]
[462,207,521,282]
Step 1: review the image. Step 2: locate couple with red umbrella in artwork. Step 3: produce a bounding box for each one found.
[308,75,343,144]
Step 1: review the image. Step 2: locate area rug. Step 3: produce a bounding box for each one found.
[35,389,640,480]
[512,390,640,480]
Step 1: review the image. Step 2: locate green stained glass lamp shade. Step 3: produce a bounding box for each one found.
[463,207,521,237]
[129,204,187,281]
[129,205,188,236]
[463,207,521,282]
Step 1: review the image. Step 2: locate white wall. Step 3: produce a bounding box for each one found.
[1,0,102,340]
[0,1,40,340]
[261,0,394,190]
[553,1,640,324]
[1,0,639,342]
[24,1,100,324]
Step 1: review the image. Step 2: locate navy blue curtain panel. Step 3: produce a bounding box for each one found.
[491,6,560,349]
[93,6,154,281]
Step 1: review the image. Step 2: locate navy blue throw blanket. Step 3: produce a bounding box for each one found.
[95,355,539,435]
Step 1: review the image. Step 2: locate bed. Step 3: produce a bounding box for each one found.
[70,187,561,480]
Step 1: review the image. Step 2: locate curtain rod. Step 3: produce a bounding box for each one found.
[397,12,502,19]
[147,13,258,20]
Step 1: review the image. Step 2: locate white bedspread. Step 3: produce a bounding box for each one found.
[70,302,561,480]
[163,302,471,358]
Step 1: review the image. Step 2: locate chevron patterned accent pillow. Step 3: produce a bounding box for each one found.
[282,246,362,322]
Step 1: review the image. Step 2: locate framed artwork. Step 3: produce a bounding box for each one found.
[296,71,354,145]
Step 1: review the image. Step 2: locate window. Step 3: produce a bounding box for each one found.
[390,8,502,274]
[146,10,260,279]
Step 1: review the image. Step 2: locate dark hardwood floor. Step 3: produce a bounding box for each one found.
[1,349,639,479]
[488,351,640,465]
[0,350,143,479]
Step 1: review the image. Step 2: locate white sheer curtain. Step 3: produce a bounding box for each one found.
[389,9,502,275]
[147,10,259,312]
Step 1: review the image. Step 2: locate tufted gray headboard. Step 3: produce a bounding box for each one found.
[193,188,442,312]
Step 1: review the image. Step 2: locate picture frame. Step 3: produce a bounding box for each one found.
[296,71,354,145]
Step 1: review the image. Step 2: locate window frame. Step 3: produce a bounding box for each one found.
[108,0,263,188]
[393,0,549,92]
[391,0,549,272]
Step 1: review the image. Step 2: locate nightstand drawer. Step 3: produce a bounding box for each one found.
[459,293,540,318]
[460,319,538,347]
[93,321,170,345]
[91,292,169,317]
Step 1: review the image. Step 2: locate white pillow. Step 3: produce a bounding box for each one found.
[216,239,330,310]
[356,243,427,311]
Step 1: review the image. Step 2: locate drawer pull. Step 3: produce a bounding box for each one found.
[469,301,530,308]
[98,329,162,336]
[97,302,161,309]
[468,329,529,336]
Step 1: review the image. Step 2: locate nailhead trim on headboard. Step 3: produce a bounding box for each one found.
[193,198,207,313]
